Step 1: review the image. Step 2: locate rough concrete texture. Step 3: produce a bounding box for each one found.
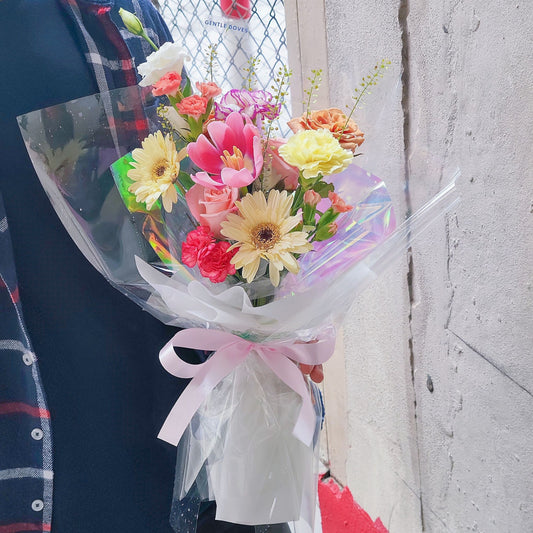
[325,1,422,531]
[325,0,532,531]
[406,1,533,531]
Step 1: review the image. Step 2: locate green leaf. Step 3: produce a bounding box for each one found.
[312,181,334,198]
[204,99,213,120]
[299,174,319,190]
[182,77,193,98]
[177,171,195,193]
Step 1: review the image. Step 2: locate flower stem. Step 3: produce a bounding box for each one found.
[174,180,186,198]
[141,32,159,51]
[290,186,305,216]
[341,59,390,135]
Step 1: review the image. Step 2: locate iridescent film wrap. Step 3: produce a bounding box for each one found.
[287,165,396,290]
[17,86,459,531]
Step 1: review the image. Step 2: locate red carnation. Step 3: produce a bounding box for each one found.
[181,226,214,267]
[197,241,237,283]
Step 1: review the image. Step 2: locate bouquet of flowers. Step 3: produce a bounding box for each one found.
[18,10,458,532]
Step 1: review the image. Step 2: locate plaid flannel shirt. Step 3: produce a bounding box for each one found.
[0,196,54,532]
[0,2,171,531]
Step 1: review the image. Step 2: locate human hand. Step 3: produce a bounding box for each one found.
[299,364,324,384]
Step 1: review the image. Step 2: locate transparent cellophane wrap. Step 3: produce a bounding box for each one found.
[18,85,458,531]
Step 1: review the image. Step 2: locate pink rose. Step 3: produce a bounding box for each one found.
[196,81,222,99]
[185,184,238,238]
[176,95,208,119]
[152,71,182,97]
[181,226,214,267]
[197,241,237,283]
[264,138,300,190]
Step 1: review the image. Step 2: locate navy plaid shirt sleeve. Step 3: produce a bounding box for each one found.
[0,3,172,531]
[60,0,172,95]
[0,194,54,532]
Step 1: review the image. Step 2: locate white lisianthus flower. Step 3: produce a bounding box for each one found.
[137,42,191,87]
[118,8,144,36]
[162,106,191,137]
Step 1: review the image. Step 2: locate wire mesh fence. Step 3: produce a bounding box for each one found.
[159,0,291,134]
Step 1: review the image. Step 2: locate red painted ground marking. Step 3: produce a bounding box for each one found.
[318,475,388,533]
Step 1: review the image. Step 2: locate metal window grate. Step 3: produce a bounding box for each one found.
[159,0,291,134]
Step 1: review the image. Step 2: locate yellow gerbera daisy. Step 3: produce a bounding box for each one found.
[128,131,187,212]
[220,190,312,287]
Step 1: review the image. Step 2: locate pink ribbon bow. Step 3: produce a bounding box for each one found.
[157,328,336,448]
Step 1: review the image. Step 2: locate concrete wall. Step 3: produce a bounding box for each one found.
[162,1,532,529]
[324,0,533,532]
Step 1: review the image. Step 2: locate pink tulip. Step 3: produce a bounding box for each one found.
[187,112,263,189]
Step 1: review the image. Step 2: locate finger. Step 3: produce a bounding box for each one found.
[310,364,324,384]
[299,364,314,375]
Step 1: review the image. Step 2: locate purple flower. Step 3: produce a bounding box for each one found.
[214,89,281,123]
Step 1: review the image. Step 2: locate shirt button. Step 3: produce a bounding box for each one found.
[22,352,34,365]
[31,499,44,512]
[31,428,44,441]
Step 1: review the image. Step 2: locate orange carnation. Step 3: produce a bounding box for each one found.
[152,71,182,97]
[196,81,222,99]
[328,191,353,214]
[287,108,364,153]
[176,95,208,119]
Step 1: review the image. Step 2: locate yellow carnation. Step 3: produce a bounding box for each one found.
[278,128,353,179]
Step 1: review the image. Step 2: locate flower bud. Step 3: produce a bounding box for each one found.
[328,191,353,214]
[119,8,145,36]
[315,221,338,241]
[303,189,321,207]
[327,222,338,236]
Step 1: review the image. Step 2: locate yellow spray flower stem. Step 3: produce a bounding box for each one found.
[203,44,219,82]
[341,59,391,135]
[341,83,370,136]
[261,65,292,168]
[304,69,323,119]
